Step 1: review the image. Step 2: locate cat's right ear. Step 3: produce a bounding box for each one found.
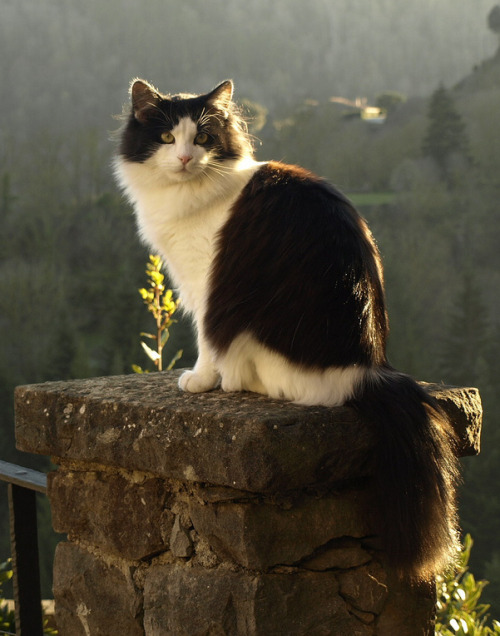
[130,79,161,123]
[206,80,234,118]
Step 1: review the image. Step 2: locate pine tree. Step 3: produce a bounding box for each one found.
[488,5,500,43]
[422,84,471,183]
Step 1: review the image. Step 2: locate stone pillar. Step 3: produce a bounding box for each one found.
[14,371,482,636]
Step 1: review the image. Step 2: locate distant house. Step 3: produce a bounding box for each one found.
[329,97,387,124]
[360,106,386,124]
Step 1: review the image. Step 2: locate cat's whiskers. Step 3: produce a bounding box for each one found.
[205,162,232,177]
[201,163,232,181]
[197,108,213,129]
[199,167,228,190]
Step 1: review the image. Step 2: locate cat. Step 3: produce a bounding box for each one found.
[114,79,460,581]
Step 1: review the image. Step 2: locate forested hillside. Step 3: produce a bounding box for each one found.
[1,0,500,609]
[1,0,497,137]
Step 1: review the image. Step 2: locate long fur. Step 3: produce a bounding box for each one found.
[114,79,460,580]
[353,366,459,579]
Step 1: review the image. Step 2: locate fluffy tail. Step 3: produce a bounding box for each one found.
[351,365,460,581]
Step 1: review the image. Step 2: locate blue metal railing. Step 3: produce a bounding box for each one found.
[0,460,47,636]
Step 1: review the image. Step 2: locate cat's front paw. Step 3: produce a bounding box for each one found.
[178,370,219,393]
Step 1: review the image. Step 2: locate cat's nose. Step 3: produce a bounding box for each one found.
[178,154,193,165]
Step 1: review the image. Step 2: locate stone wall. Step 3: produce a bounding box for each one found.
[15,371,482,636]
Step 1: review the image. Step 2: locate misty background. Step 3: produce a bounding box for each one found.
[1,0,500,613]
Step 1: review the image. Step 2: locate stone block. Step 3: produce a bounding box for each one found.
[375,574,437,636]
[169,515,193,558]
[189,491,369,569]
[338,561,388,614]
[14,372,481,494]
[48,467,171,560]
[143,564,373,636]
[53,542,143,636]
[301,537,372,571]
[425,383,482,456]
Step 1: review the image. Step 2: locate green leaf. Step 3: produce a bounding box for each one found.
[167,349,183,370]
[141,341,161,361]
[161,329,171,346]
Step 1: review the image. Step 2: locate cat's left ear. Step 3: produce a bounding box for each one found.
[206,80,234,118]
[130,79,162,123]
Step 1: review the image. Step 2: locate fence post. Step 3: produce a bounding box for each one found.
[8,482,44,636]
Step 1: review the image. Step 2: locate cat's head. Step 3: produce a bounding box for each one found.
[118,79,253,182]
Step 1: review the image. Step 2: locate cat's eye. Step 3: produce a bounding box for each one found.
[195,132,209,145]
[161,131,175,144]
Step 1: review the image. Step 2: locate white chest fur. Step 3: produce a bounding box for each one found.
[115,157,261,315]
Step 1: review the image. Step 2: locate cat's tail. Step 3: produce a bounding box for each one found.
[351,365,460,581]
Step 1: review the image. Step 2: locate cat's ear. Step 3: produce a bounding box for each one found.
[130,79,162,123]
[206,80,234,117]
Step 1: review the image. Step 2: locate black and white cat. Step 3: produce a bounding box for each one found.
[114,79,459,580]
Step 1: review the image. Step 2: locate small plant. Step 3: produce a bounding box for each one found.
[0,558,15,634]
[436,535,500,635]
[133,255,182,373]
[0,558,58,635]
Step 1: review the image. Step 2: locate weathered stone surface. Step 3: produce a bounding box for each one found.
[15,371,481,493]
[425,383,482,456]
[53,542,143,636]
[189,491,369,569]
[169,515,193,558]
[14,371,369,493]
[349,606,376,625]
[16,372,481,634]
[48,467,170,560]
[143,564,372,636]
[375,574,437,636]
[301,538,372,571]
[338,561,388,615]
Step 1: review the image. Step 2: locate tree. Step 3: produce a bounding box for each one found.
[375,91,406,114]
[438,272,489,387]
[488,5,500,40]
[422,85,471,183]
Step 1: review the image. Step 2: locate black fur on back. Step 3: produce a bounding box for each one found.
[205,161,388,368]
